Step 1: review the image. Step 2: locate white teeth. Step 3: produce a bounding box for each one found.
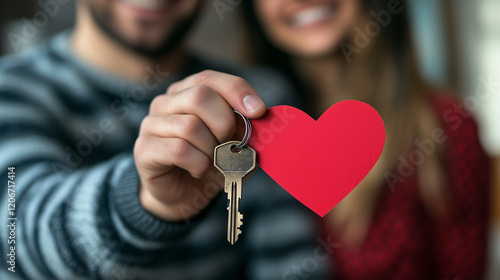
[291,6,335,28]
[121,0,166,11]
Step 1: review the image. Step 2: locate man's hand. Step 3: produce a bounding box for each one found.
[134,70,266,221]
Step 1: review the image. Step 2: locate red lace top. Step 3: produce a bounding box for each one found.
[332,96,490,280]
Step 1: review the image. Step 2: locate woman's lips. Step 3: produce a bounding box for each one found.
[289,3,340,29]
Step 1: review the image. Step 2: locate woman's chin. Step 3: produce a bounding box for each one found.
[275,35,342,59]
[286,44,339,59]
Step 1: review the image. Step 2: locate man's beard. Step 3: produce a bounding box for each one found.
[88,4,198,59]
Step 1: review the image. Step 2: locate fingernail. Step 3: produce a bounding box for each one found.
[243,95,263,113]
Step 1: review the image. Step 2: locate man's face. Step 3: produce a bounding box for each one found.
[84,0,203,57]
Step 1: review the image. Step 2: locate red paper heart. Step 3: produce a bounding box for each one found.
[249,100,385,217]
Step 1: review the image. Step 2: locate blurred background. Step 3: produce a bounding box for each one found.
[1,0,499,278]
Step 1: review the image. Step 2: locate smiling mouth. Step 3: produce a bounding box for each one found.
[290,3,340,29]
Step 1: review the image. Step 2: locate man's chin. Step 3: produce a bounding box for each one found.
[89,4,198,59]
[120,38,179,59]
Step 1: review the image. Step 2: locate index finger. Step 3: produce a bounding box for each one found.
[167,70,266,119]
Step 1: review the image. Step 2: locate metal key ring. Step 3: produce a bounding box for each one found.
[233,109,252,150]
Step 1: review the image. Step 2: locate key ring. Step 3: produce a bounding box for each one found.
[233,109,252,150]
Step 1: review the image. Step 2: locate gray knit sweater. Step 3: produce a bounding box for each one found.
[0,31,332,280]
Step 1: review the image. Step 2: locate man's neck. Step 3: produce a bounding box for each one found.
[71,5,185,83]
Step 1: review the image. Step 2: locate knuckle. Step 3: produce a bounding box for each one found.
[178,115,202,137]
[166,138,189,159]
[194,70,215,84]
[228,76,250,93]
[149,95,164,113]
[133,136,149,162]
[187,85,213,106]
[139,116,152,135]
[166,81,180,94]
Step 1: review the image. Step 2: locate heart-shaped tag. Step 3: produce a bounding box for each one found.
[249,100,385,217]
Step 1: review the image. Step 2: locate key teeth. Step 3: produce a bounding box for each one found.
[237,213,243,226]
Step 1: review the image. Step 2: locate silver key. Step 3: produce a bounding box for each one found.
[214,141,256,244]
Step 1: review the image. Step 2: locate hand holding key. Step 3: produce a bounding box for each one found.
[134,70,265,222]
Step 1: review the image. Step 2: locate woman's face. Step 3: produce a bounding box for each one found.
[255,0,361,57]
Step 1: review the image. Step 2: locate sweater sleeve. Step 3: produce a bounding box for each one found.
[431,97,490,279]
[0,89,201,280]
